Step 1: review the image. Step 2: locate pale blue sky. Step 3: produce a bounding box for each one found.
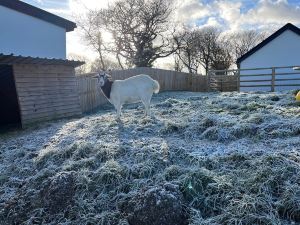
[20,0,300,62]
[24,0,69,10]
[22,0,300,28]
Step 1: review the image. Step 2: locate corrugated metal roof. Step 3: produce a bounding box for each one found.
[0,0,76,32]
[0,54,85,67]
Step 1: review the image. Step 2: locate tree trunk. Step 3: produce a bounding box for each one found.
[116,53,124,69]
[98,48,106,70]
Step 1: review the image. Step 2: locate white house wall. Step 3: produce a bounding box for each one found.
[0,5,66,59]
[240,30,300,91]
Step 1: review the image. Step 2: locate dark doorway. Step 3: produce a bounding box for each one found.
[0,65,21,129]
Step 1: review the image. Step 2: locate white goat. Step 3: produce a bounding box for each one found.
[94,72,160,119]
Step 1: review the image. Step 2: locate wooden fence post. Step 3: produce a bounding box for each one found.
[237,69,240,92]
[271,67,275,92]
[207,71,211,92]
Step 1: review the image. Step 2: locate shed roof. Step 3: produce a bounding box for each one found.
[0,54,84,67]
[237,23,300,64]
[0,0,76,32]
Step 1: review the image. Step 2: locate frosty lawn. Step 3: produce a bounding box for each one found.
[0,91,299,225]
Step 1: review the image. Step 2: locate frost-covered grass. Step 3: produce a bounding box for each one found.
[0,91,299,225]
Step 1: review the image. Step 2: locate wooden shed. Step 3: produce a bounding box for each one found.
[0,54,84,128]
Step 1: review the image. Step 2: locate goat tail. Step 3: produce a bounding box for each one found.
[152,79,160,94]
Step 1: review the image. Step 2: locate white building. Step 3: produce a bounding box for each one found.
[237,23,300,91]
[0,0,76,59]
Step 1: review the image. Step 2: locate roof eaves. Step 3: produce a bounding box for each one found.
[0,54,85,67]
[0,0,76,32]
[236,23,300,64]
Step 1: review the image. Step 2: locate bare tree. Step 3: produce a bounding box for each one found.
[102,0,178,67]
[68,53,89,74]
[210,37,233,72]
[173,55,184,72]
[175,28,201,74]
[227,30,267,66]
[174,27,232,74]
[197,27,221,75]
[90,58,123,72]
[76,10,107,70]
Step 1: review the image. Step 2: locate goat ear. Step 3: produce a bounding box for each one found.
[107,70,112,76]
[92,74,100,83]
[105,69,111,75]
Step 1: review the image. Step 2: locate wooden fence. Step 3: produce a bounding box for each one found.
[76,75,108,113]
[76,67,208,113]
[207,72,238,92]
[209,66,300,92]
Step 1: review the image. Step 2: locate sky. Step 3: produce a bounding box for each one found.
[22,0,300,67]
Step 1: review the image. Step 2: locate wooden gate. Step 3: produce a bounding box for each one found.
[207,70,239,92]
